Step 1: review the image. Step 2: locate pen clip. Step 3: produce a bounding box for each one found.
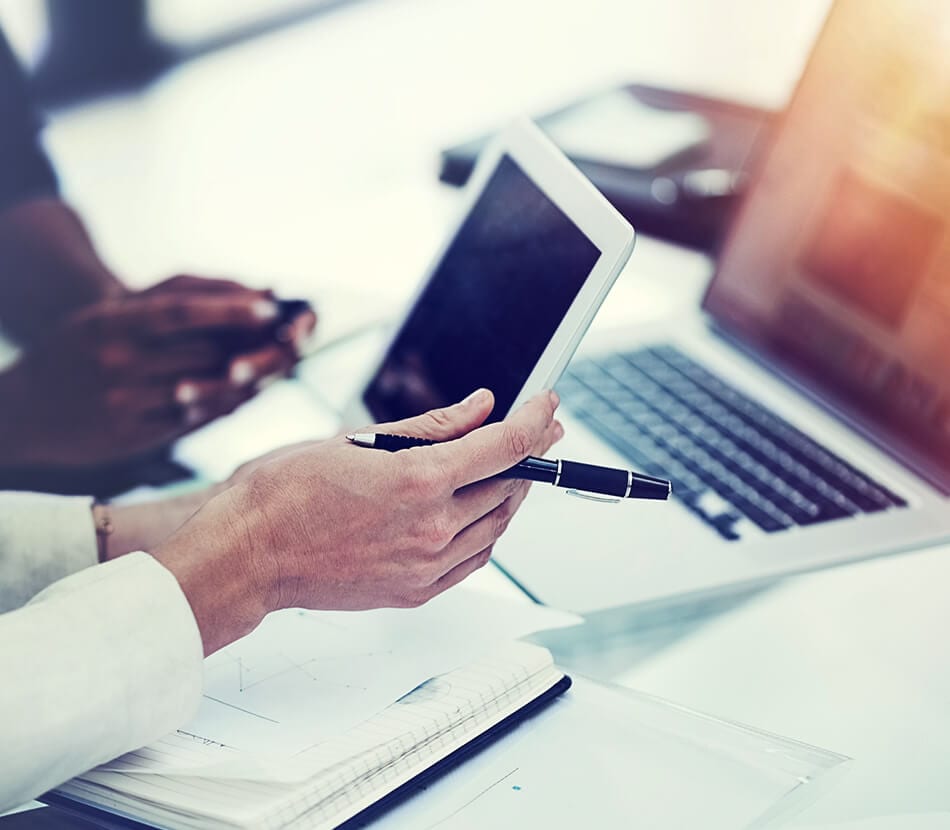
[565,489,621,505]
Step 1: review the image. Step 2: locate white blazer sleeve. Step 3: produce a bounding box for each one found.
[0,552,204,812]
[0,491,99,612]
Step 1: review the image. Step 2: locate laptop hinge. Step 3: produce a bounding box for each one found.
[706,319,950,496]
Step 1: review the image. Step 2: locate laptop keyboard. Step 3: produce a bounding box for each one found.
[557,344,907,541]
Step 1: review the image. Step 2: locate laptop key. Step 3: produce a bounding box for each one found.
[569,369,795,533]
[562,345,906,540]
[646,347,905,510]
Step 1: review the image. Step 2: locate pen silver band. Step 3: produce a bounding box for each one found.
[553,459,563,487]
[623,470,633,500]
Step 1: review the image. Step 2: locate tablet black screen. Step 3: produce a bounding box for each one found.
[363,154,600,423]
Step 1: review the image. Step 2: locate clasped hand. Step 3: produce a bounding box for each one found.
[0,275,315,468]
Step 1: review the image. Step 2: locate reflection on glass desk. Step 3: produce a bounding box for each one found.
[530,543,950,826]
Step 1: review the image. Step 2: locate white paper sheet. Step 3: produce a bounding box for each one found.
[104,589,579,768]
[372,678,848,830]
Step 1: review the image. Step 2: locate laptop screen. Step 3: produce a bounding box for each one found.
[704,0,950,490]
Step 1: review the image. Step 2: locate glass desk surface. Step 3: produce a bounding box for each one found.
[527,543,950,827]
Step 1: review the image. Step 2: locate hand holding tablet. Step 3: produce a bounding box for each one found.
[346,119,636,426]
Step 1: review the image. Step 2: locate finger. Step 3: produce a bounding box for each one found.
[100,384,226,444]
[177,385,257,430]
[228,343,296,386]
[276,308,317,355]
[134,340,225,379]
[428,390,559,489]
[174,377,260,409]
[95,338,226,380]
[427,546,495,598]
[447,418,562,526]
[441,484,530,571]
[534,418,565,457]
[372,387,495,441]
[143,274,268,296]
[106,384,180,418]
[450,474,524,527]
[101,294,281,338]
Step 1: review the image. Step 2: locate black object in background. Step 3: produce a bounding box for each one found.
[31,0,172,105]
[24,0,371,106]
[0,451,194,501]
[440,84,774,253]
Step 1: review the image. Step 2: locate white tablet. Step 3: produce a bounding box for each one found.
[347,119,635,426]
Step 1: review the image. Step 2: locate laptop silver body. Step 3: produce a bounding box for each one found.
[494,0,950,613]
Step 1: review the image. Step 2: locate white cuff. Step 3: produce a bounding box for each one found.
[0,552,204,810]
[0,491,98,612]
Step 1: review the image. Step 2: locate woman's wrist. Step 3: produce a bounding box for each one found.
[153,485,273,656]
[87,480,270,655]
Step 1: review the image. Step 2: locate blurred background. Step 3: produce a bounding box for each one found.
[0,0,835,489]
[0,0,830,330]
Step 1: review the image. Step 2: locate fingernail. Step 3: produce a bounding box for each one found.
[463,388,489,406]
[230,360,255,386]
[548,389,560,408]
[293,328,315,358]
[292,340,306,360]
[251,299,279,321]
[175,383,199,405]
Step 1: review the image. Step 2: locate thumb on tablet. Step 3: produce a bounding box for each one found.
[374,388,495,443]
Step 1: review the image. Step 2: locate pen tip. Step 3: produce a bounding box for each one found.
[345,434,356,442]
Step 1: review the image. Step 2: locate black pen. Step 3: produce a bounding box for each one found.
[345,432,671,502]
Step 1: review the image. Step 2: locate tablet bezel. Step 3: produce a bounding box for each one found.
[345,118,635,426]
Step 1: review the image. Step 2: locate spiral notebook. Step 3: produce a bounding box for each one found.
[46,641,569,830]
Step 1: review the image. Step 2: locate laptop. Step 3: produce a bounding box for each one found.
[491,0,950,613]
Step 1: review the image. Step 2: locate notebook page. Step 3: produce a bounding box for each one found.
[230,645,557,829]
[287,657,563,829]
[91,732,242,791]
[286,641,552,787]
[99,641,552,783]
[101,591,577,767]
[54,643,560,830]
[177,650,560,828]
